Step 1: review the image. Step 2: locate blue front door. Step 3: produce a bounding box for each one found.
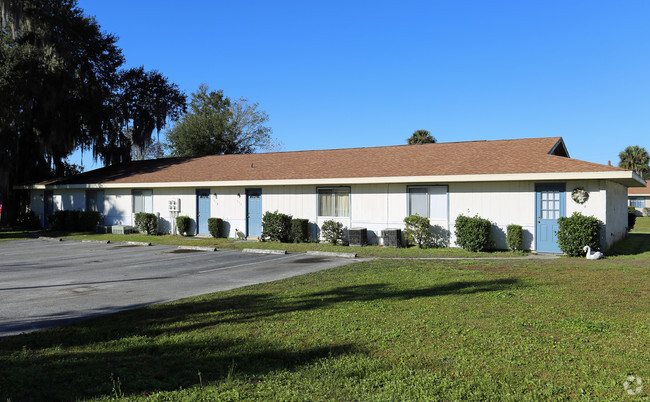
[535,184,566,253]
[246,188,262,237]
[196,189,210,235]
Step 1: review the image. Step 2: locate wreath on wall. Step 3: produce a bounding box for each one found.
[571,187,589,204]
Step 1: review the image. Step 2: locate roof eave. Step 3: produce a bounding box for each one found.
[16,170,645,189]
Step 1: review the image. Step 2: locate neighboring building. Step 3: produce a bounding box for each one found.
[628,180,650,216]
[19,137,645,252]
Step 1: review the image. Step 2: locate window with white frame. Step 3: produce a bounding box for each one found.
[630,198,645,208]
[133,190,153,213]
[317,187,350,217]
[407,186,448,220]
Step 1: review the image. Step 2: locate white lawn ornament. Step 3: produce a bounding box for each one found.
[583,245,603,260]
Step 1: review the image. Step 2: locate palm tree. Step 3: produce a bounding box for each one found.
[618,145,649,178]
[407,130,436,145]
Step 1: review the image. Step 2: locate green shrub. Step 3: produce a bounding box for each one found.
[208,217,224,238]
[47,214,58,230]
[261,210,292,242]
[176,216,191,236]
[49,210,92,231]
[403,215,434,248]
[628,206,636,231]
[64,210,80,231]
[556,212,602,256]
[78,211,101,232]
[321,220,346,245]
[454,214,492,252]
[16,210,41,230]
[134,212,158,235]
[291,218,310,243]
[506,224,523,251]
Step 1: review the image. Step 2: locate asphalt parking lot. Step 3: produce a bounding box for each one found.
[0,239,362,337]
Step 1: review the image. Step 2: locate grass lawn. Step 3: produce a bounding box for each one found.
[1,240,649,400]
[632,216,650,233]
[0,227,35,241]
[608,217,650,258]
[38,231,528,259]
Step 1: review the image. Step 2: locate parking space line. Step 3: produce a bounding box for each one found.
[198,254,296,273]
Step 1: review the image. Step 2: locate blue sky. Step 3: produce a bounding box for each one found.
[73,0,650,170]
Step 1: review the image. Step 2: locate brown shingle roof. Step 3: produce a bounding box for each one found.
[43,137,628,186]
[629,181,650,194]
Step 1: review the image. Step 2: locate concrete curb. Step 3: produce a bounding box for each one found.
[242,248,287,255]
[306,250,357,259]
[39,236,63,242]
[178,245,217,252]
[81,239,111,244]
[123,241,152,246]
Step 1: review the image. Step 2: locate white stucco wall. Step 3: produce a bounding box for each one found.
[563,180,627,251]
[448,182,535,250]
[566,180,607,220]
[212,187,246,238]
[58,189,85,212]
[30,178,629,251]
[103,189,131,225]
[153,188,197,234]
[352,184,391,244]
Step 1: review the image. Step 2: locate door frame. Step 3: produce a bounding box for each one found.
[245,188,262,237]
[534,183,566,253]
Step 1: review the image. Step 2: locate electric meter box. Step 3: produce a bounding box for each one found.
[168,199,181,212]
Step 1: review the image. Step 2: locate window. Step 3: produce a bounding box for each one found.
[630,198,645,208]
[318,187,350,217]
[133,190,153,213]
[407,186,448,220]
[408,187,429,217]
[541,190,561,219]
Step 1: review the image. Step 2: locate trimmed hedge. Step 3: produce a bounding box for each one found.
[556,212,602,256]
[79,211,101,231]
[506,224,523,251]
[403,215,434,248]
[208,217,224,238]
[134,212,158,235]
[628,205,636,231]
[454,214,492,252]
[321,220,346,245]
[176,216,191,236]
[16,210,41,230]
[291,218,310,243]
[48,210,100,231]
[262,210,292,242]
